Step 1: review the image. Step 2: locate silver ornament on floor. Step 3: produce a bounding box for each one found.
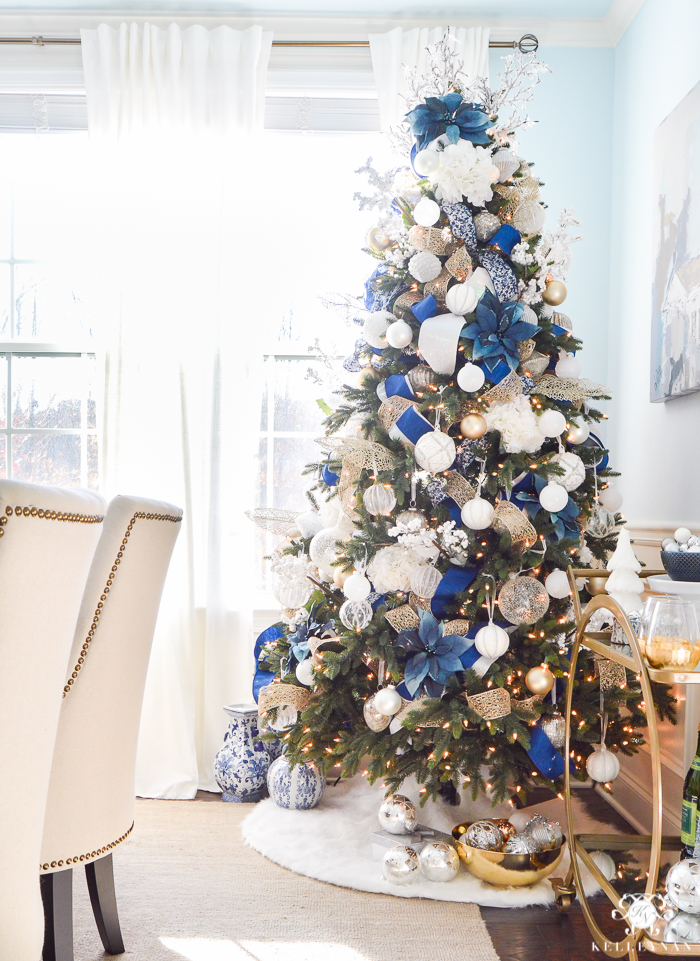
[505,833,541,855]
[664,911,700,944]
[419,841,460,882]
[539,713,567,749]
[378,794,418,835]
[464,820,504,851]
[382,845,421,885]
[523,814,563,850]
[666,859,700,914]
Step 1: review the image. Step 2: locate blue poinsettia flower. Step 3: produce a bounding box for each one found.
[511,474,581,543]
[288,609,336,665]
[462,289,540,373]
[406,94,493,150]
[394,609,471,698]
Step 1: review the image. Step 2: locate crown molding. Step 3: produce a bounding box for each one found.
[603,0,646,45]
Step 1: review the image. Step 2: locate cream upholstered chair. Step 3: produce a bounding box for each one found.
[0,480,105,961]
[40,495,182,960]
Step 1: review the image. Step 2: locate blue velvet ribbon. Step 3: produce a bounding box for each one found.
[488,224,522,256]
[526,723,567,780]
[412,295,438,323]
[392,406,434,446]
[252,625,284,703]
[379,374,415,402]
[431,565,478,620]
[484,359,512,384]
[586,432,609,473]
[322,457,339,487]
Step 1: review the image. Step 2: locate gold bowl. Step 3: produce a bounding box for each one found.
[455,835,567,887]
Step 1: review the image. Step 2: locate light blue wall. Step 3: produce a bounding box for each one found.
[608,0,700,527]
[489,46,615,389]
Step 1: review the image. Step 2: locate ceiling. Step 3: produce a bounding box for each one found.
[0,0,616,16]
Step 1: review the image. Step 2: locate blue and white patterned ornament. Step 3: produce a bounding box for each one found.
[455,438,480,474]
[442,203,478,256]
[478,249,518,303]
[214,704,271,803]
[267,754,326,810]
[520,374,536,394]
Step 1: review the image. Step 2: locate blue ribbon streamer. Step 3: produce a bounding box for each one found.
[413,295,438,323]
[484,359,512,384]
[380,374,415,402]
[322,458,339,487]
[526,723,568,780]
[431,566,478,620]
[488,224,522,256]
[252,625,284,703]
[393,406,434,445]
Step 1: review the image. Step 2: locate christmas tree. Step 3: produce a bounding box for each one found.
[251,39,674,807]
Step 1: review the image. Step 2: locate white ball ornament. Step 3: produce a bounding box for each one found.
[410,564,443,600]
[492,148,520,183]
[412,149,441,177]
[461,496,494,531]
[412,197,441,227]
[363,482,397,516]
[414,431,456,473]
[599,486,623,512]
[408,251,442,284]
[538,409,567,438]
[386,320,413,349]
[374,685,402,717]
[586,745,620,783]
[295,510,324,539]
[539,481,569,513]
[446,283,479,316]
[588,851,616,883]
[555,352,582,379]
[295,659,315,686]
[545,569,571,599]
[343,572,371,602]
[676,527,692,545]
[474,622,510,658]
[309,529,339,572]
[567,421,590,444]
[339,599,373,632]
[666,859,700,915]
[362,310,393,349]
[549,451,586,491]
[457,363,486,392]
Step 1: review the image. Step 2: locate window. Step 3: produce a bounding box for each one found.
[0,134,97,488]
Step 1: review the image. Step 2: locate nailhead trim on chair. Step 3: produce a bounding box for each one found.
[62,510,183,698]
[0,504,104,538]
[40,822,134,872]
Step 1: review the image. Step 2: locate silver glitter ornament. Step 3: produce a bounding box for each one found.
[586,504,616,539]
[407,365,434,391]
[363,695,391,732]
[664,912,700,944]
[473,211,501,242]
[524,814,563,851]
[395,508,429,529]
[505,833,541,854]
[666,859,700,914]
[339,599,373,632]
[419,841,460,882]
[464,820,504,851]
[497,575,550,626]
[539,713,566,750]
[382,845,421,885]
[377,794,418,835]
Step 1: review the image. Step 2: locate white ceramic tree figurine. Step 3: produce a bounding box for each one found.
[606,528,644,614]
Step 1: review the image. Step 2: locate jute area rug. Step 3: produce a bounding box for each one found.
[72,796,500,961]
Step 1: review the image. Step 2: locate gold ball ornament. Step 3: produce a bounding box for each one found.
[460,412,488,439]
[542,280,567,306]
[586,575,608,596]
[525,665,555,696]
[367,227,392,252]
[494,819,517,843]
[333,567,351,588]
[452,823,470,841]
[357,367,381,389]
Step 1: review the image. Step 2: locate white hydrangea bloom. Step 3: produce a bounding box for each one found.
[429,140,499,206]
[366,544,426,594]
[485,395,545,454]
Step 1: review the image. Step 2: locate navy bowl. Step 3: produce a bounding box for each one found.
[661,550,700,582]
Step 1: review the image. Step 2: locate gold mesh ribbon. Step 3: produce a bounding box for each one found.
[393,696,443,728]
[490,500,537,552]
[494,179,541,221]
[385,605,420,632]
[378,396,416,433]
[443,471,476,509]
[424,268,451,303]
[593,654,627,691]
[445,246,473,282]
[258,683,311,716]
[552,311,572,332]
[521,351,550,379]
[466,688,511,720]
[316,438,396,520]
[518,339,536,363]
[482,369,523,404]
[443,619,470,636]
[409,592,432,614]
[307,634,342,656]
[533,374,609,403]
[411,226,449,256]
[393,290,423,318]
[245,508,301,537]
[511,694,544,719]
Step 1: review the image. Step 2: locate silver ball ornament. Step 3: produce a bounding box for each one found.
[363,481,397,516]
[419,841,460,882]
[473,211,501,242]
[410,564,443,600]
[407,365,434,391]
[396,508,428,529]
[505,833,541,854]
[664,911,700,943]
[666,859,700,915]
[498,576,549,626]
[539,713,567,749]
[523,814,563,850]
[382,845,421,885]
[309,528,340,573]
[464,820,504,851]
[378,794,418,835]
[586,504,616,539]
[363,695,391,731]
[339,599,373,632]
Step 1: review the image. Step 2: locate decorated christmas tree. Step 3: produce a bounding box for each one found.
[250,40,674,807]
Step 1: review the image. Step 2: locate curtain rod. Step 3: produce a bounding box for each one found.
[0,33,538,52]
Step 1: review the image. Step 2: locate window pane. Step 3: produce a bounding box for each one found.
[87,434,98,489]
[273,437,320,511]
[0,355,5,429]
[0,435,5,479]
[12,356,84,429]
[14,265,91,342]
[86,355,97,428]
[256,437,268,507]
[0,265,10,339]
[0,190,10,260]
[12,433,81,486]
[260,359,268,431]
[273,358,328,433]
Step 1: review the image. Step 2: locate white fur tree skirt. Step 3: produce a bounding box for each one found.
[241,776,612,908]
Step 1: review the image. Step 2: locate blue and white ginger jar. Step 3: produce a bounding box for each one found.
[267,754,326,810]
[214,704,270,803]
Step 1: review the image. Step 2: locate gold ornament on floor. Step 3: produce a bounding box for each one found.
[525,665,555,696]
[542,279,567,306]
[497,575,550,626]
[494,819,517,843]
[460,412,488,439]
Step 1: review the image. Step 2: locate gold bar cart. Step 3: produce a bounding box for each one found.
[550,567,700,958]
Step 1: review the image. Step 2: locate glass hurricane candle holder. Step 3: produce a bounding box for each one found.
[644,597,700,670]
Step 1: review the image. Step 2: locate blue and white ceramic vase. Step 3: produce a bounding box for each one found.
[214,704,270,803]
[267,754,326,810]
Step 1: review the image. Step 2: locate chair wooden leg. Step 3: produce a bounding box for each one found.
[41,868,73,961]
[85,853,125,955]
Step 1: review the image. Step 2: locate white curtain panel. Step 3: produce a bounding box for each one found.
[368,27,490,132]
[81,23,272,797]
